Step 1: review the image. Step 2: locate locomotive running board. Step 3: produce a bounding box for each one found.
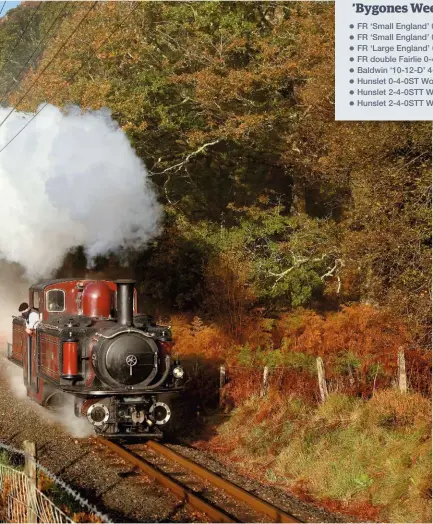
[60,386,184,395]
[101,433,163,439]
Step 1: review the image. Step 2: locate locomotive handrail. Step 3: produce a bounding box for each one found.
[12,318,62,332]
[145,355,172,390]
[95,328,156,338]
[37,322,62,331]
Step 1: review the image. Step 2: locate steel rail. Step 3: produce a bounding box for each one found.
[146,441,300,523]
[96,437,238,523]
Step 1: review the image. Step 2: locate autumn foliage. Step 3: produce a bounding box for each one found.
[0,2,429,348]
[172,304,431,410]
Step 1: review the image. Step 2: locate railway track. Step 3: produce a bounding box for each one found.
[97,437,301,523]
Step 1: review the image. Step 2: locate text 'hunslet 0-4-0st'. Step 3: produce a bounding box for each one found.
[8,279,185,437]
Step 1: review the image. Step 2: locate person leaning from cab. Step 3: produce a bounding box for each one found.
[18,302,40,336]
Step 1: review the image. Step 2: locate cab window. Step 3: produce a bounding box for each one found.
[46,289,65,312]
[32,291,40,310]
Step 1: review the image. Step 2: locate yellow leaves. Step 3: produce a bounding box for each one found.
[80,82,111,109]
[121,121,148,134]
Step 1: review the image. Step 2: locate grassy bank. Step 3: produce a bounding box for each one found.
[196,390,431,522]
[173,308,431,521]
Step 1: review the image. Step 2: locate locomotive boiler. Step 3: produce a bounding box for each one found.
[8,279,184,437]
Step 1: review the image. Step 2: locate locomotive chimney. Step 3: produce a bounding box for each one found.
[115,279,136,326]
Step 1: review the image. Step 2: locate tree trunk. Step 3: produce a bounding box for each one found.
[219,365,226,409]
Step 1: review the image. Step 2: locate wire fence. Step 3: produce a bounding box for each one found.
[0,463,72,523]
[215,347,432,410]
[0,442,110,524]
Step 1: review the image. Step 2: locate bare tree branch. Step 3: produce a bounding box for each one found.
[269,253,327,288]
[151,139,221,176]
[163,173,173,205]
[320,259,342,280]
[320,258,345,294]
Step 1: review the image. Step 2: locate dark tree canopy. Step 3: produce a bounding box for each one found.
[0,1,430,345]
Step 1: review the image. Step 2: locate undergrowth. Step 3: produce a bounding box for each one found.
[171,305,432,403]
[201,390,431,523]
[171,305,431,521]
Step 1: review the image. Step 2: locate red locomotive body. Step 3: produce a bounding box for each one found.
[8,279,184,437]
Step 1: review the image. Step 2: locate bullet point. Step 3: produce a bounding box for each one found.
[350,35,354,40]
[350,90,354,95]
[350,79,354,83]
[350,46,354,51]
[350,24,354,28]
[350,68,354,72]
[350,57,354,62]
[350,101,354,106]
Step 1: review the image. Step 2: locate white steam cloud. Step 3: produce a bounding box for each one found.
[1,357,94,438]
[0,261,28,340]
[0,104,162,279]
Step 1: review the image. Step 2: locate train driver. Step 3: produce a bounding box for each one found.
[18,302,40,336]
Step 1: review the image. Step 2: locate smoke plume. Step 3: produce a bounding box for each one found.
[0,104,162,279]
[0,261,28,341]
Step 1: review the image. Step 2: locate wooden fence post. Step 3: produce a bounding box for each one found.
[219,365,226,408]
[23,440,37,524]
[398,348,407,393]
[260,366,269,398]
[316,357,328,402]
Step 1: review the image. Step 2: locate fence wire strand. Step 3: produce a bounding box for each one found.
[0,442,111,523]
[0,463,71,523]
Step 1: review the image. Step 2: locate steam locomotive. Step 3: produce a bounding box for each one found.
[8,279,184,437]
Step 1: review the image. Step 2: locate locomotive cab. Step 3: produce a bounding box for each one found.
[9,278,184,438]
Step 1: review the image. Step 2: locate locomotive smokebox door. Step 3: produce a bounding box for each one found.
[94,333,159,387]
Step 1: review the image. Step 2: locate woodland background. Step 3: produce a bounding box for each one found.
[0,1,429,335]
[0,0,431,391]
[0,3,431,521]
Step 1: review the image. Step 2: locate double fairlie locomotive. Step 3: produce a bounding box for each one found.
[8,279,184,437]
